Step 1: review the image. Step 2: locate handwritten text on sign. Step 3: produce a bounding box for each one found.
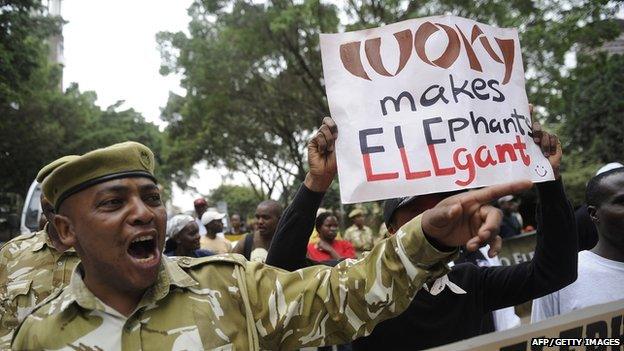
[320,15,554,203]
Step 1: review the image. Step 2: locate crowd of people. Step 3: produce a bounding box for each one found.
[0,113,622,350]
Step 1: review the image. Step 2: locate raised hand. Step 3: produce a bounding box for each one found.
[530,104,563,179]
[421,180,533,257]
[305,117,338,192]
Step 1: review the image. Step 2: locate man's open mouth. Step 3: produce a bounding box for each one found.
[127,235,158,262]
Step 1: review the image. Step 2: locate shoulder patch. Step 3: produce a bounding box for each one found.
[174,253,248,268]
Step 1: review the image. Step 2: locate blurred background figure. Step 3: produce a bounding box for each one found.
[200,210,231,254]
[232,200,282,262]
[193,198,208,236]
[343,208,373,258]
[307,212,355,262]
[498,195,522,238]
[225,213,247,244]
[164,214,214,258]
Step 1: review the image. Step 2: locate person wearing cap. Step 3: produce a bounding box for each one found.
[0,157,81,348]
[532,165,624,322]
[232,200,282,262]
[266,119,577,350]
[163,214,214,258]
[344,208,374,258]
[12,118,528,350]
[200,209,231,253]
[193,198,208,236]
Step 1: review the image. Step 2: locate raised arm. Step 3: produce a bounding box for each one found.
[479,127,578,312]
[266,117,338,271]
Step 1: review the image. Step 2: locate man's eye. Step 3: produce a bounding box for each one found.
[146,194,162,204]
[100,198,123,208]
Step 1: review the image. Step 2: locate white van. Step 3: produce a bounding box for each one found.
[20,180,42,234]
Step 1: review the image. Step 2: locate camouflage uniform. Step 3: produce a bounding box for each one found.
[344,224,374,257]
[12,215,455,350]
[0,227,80,348]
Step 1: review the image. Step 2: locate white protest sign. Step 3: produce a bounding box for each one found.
[320,15,554,204]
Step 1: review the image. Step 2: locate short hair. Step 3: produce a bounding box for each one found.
[586,167,624,207]
[258,199,283,217]
[315,212,335,232]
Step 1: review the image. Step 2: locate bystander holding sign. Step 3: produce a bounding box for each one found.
[426,299,624,351]
[320,15,554,203]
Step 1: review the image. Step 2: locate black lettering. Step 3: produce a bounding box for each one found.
[423,117,446,145]
[611,315,623,349]
[586,320,609,351]
[503,117,519,133]
[471,78,489,100]
[470,111,490,134]
[394,126,405,149]
[359,128,385,154]
[420,85,449,107]
[380,91,416,116]
[449,74,475,103]
[448,118,469,142]
[488,79,505,102]
[510,109,526,135]
[489,119,503,133]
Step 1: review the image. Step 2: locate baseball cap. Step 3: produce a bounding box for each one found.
[201,210,226,225]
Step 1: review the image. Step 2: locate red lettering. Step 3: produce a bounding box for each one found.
[399,147,432,179]
[512,135,531,166]
[362,153,399,181]
[453,148,476,186]
[475,145,498,168]
[495,143,518,163]
[428,144,456,176]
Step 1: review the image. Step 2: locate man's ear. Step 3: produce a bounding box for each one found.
[53,214,77,248]
[587,206,599,223]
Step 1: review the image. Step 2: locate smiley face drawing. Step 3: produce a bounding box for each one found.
[534,164,548,177]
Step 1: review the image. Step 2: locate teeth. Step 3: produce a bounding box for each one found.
[136,252,155,262]
[132,236,152,243]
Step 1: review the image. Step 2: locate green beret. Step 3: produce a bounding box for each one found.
[36,155,80,183]
[42,141,157,210]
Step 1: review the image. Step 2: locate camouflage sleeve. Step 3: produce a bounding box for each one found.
[244,214,456,350]
[0,244,16,349]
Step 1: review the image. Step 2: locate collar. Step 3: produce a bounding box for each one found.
[30,224,77,254]
[61,256,198,315]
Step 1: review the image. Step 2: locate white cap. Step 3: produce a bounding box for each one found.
[166,214,195,239]
[201,210,226,225]
[596,162,624,176]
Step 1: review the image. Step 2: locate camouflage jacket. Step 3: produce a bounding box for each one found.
[0,228,80,348]
[344,225,375,255]
[12,215,455,351]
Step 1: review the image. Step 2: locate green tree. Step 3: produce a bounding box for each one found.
[209,184,264,220]
[0,2,169,198]
[158,0,620,202]
[558,52,624,205]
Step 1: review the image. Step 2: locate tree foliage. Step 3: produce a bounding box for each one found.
[558,52,624,205]
[209,184,263,220]
[0,1,168,197]
[159,0,621,203]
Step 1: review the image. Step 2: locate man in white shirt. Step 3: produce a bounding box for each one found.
[193,198,208,236]
[532,166,624,322]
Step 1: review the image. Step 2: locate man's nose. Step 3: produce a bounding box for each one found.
[128,197,154,225]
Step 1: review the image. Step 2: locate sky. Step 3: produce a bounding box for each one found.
[62,0,247,212]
